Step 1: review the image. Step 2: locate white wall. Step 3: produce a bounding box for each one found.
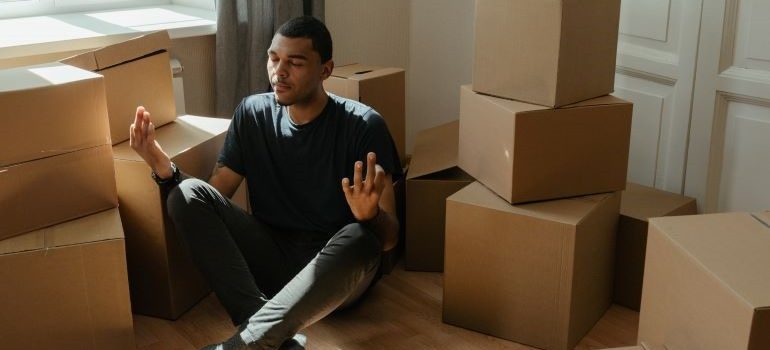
[326,0,475,154]
[407,0,475,152]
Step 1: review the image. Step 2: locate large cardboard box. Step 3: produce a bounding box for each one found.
[614,182,696,310]
[599,344,666,350]
[62,31,176,145]
[405,121,473,272]
[324,63,406,163]
[458,85,632,204]
[0,63,110,166]
[473,0,621,107]
[0,209,135,349]
[444,182,620,350]
[638,212,770,350]
[113,115,230,319]
[0,144,118,240]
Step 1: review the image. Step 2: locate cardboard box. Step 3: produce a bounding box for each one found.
[112,115,230,319]
[458,85,632,204]
[599,344,666,350]
[324,63,406,163]
[0,209,135,349]
[0,144,118,240]
[638,212,770,350]
[405,121,473,271]
[0,63,109,166]
[614,183,696,310]
[443,182,620,350]
[379,163,407,275]
[62,31,176,145]
[473,0,621,107]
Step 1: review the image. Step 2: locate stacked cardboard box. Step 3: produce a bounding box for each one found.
[442,1,629,349]
[613,183,696,310]
[63,31,247,319]
[324,63,407,165]
[0,63,134,348]
[0,209,135,349]
[637,212,770,350]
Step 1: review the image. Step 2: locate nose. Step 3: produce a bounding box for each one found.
[274,60,289,79]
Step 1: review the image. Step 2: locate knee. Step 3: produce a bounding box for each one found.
[166,178,211,219]
[336,223,382,262]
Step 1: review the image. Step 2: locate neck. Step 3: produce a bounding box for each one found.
[287,88,329,125]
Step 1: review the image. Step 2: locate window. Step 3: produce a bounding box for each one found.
[0,0,214,19]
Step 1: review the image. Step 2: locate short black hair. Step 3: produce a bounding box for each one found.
[276,16,333,63]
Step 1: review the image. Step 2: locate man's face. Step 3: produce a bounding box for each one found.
[267,34,331,106]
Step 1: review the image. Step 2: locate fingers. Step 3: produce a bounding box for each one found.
[373,164,385,191]
[352,161,363,192]
[134,106,144,128]
[341,177,351,196]
[364,152,376,192]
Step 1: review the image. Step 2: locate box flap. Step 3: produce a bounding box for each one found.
[62,31,170,71]
[0,63,102,93]
[332,63,383,78]
[59,51,99,71]
[331,63,404,81]
[621,182,697,221]
[561,95,631,109]
[113,115,230,161]
[649,212,770,308]
[407,120,461,179]
[0,208,122,255]
[447,182,611,225]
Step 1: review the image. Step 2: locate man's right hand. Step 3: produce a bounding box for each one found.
[130,106,173,179]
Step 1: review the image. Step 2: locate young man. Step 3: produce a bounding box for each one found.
[129,16,401,350]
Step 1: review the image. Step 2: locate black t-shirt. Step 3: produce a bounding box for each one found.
[218,92,402,235]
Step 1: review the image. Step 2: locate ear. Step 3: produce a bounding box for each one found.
[320,59,334,81]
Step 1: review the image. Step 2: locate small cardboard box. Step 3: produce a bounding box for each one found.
[62,31,176,145]
[405,121,473,272]
[638,212,770,350]
[0,63,109,166]
[0,209,135,349]
[443,182,620,350]
[0,144,118,240]
[458,85,632,204]
[324,63,406,163]
[614,182,696,310]
[473,0,621,107]
[112,115,230,319]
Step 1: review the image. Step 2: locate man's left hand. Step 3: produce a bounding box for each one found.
[342,152,385,221]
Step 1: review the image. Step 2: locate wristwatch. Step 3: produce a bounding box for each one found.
[151,162,180,186]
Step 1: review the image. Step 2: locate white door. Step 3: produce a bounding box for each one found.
[615,0,703,193]
[685,0,770,213]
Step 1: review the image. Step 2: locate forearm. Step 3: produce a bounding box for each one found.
[363,208,399,251]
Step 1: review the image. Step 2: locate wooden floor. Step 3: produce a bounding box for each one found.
[134,263,639,350]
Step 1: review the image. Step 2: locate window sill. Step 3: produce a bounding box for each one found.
[0,4,216,61]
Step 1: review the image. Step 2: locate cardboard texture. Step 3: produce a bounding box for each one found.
[0,144,118,240]
[324,63,406,163]
[443,182,620,350]
[638,212,770,350]
[112,115,230,319]
[62,31,175,145]
[379,164,407,275]
[0,63,110,166]
[599,344,667,350]
[473,0,621,107]
[458,85,632,204]
[614,182,696,310]
[0,209,135,349]
[405,121,473,271]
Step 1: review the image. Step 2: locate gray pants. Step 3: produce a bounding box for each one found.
[167,179,381,349]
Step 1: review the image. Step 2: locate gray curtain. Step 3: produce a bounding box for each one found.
[215,0,325,117]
